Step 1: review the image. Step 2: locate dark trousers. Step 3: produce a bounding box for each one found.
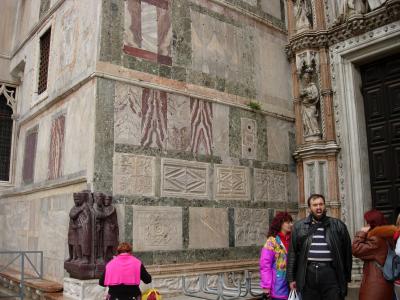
[302,262,344,300]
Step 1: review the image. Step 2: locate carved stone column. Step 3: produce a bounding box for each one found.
[287,1,342,218]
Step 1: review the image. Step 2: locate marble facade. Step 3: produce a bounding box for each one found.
[0,0,296,294]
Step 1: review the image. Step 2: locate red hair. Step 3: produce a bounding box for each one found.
[364,209,387,229]
[117,242,132,254]
[268,212,293,237]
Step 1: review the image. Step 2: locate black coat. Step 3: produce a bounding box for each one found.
[286,215,352,296]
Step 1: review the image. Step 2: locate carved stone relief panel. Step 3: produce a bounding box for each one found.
[166,94,191,151]
[235,208,269,246]
[161,158,210,199]
[113,153,155,196]
[241,118,257,160]
[114,83,142,145]
[214,165,250,200]
[188,207,229,249]
[254,169,288,202]
[131,206,182,251]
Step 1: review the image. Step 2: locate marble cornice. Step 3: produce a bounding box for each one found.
[293,141,340,160]
[286,0,400,57]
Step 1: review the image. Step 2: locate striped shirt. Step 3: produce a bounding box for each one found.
[307,226,333,261]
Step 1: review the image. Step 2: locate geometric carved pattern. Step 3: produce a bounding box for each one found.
[161,158,209,199]
[113,153,155,196]
[254,168,287,202]
[190,98,213,155]
[235,208,269,246]
[215,165,249,200]
[132,206,182,251]
[241,117,257,159]
[48,114,65,180]
[141,88,168,149]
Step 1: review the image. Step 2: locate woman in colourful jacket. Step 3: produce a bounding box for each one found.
[99,242,152,300]
[260,211,293,300]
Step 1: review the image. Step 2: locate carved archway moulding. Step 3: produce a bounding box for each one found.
[286,0,400,57]
[0,83,17,115]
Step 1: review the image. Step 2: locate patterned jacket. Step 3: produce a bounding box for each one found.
[259,235,289,299]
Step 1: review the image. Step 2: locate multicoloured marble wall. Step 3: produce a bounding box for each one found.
[92,0,295,272]
[100,0,290,110]
[106,81,296,265]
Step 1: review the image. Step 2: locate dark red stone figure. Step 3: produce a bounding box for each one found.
[64,190,119,280]
[102,195,119,262]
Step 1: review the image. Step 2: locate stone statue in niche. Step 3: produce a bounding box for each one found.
[334,0,368,24]
[294,0,313,33]
[65,191,119,280]
[299,69,321,141]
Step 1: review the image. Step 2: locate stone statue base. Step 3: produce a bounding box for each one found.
[64,261,105,280]
[64,277,107,300]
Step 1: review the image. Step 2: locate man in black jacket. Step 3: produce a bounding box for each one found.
[287,194,352,300]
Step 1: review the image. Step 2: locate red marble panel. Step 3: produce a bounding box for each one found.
[190,98,213,155]
[126,0,142,48]
[123,45,172,66]
[157,5,172,57]
[141,88,168,148]
[143,0,169,9]
[48,114,65,180]
[22,127,38,184]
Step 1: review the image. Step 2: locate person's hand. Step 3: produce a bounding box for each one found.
[262,288,270,295]
[290,281,297,290]
[361,226,370,232]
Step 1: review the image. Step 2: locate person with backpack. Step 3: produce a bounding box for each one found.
[394,213,400,300]
[352,209,397,300]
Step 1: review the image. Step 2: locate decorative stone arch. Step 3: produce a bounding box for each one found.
[0,83,17,185]
[329,21,400,237]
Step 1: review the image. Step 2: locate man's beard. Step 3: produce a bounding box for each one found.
[312,210,327,220]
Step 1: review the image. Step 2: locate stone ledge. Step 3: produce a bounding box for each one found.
[0,269,63,293]
[0,269,63,300]
[146,259,259,277]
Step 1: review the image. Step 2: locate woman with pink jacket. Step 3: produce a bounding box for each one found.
[259,212,293,300]
[99,242,152,300]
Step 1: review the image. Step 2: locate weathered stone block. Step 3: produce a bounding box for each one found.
[241,117,257,159]
[235,208,269,246]
[214,165,250,200]
[161,158,210,199]
[114,83,142,145]
[63,278,106,300]
[166,94,191,151]
[254,168,287,202]
[189,207,229,249]
[113,153,155,196]
[213,103,230,158]
[132,206,183,251]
